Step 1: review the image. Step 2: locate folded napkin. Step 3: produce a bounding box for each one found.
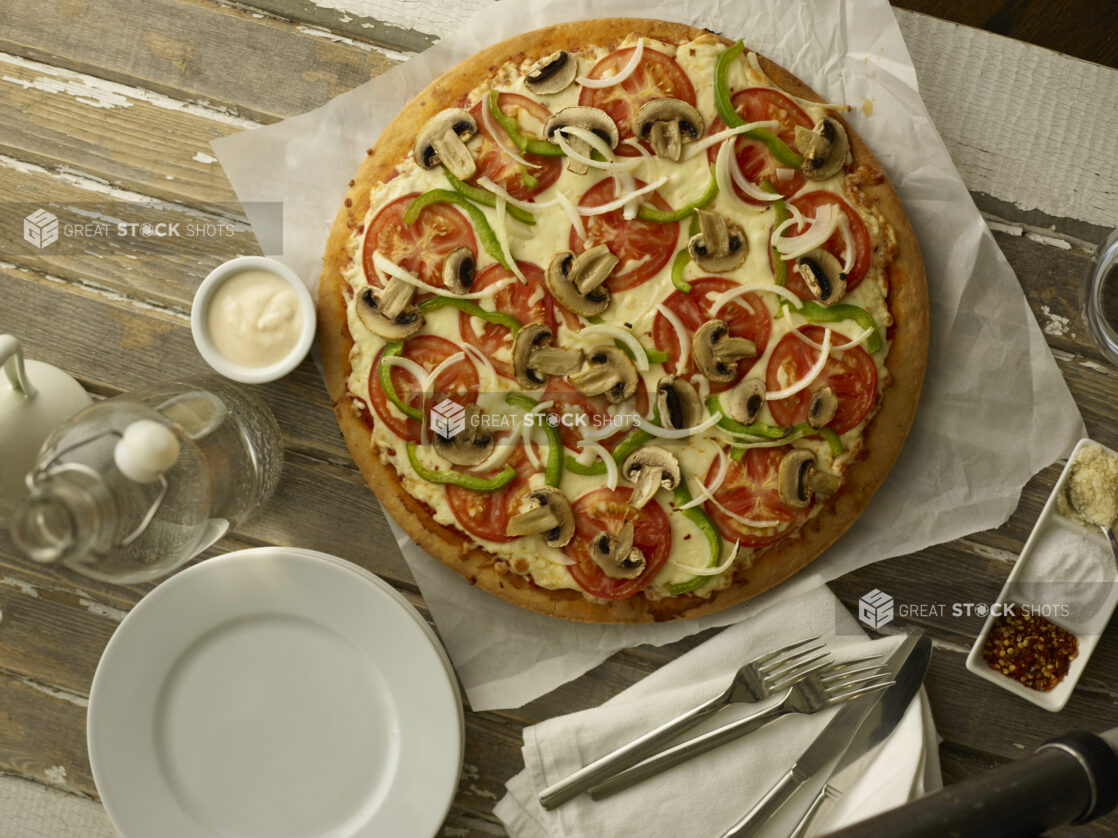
[495,587,940,838]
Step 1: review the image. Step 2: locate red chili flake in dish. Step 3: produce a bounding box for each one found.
[982,607,1079,691]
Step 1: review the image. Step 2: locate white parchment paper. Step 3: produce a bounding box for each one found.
[212,0,1085,711]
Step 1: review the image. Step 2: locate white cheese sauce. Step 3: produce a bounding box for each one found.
[206,269,303,368]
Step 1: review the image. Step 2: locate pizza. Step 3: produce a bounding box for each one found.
[318,18,928,623]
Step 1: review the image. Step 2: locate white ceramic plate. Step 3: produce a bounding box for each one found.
[88,547,463,838]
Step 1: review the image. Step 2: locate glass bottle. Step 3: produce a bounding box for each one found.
[9,377,283,583]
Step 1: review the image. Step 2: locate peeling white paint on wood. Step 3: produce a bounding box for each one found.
[192,151,217,164]
[898,13,1118,229]
[294,23,412,61]
[0,52,264,129]
[1040,305,1073,337]
[305,0,494,41]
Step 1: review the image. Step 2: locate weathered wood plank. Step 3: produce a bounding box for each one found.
[0,673,93,797]
[228,0,434,53]
[0,52,250,206]
[1,0,398,122]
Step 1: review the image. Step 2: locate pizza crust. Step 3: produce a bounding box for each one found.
[318,18,928,623]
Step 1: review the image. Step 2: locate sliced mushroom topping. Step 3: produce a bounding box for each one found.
[778,449,842,509]
[632,99,705,161]
[524,50,578,95]
[725,377,767,426]
[687,210,749,273]
[622,446,681,510]
[807,386,839,429]
[794,116,850,181]
[656,375,703,431]
[431,404,494,466]
[505,486,576,547]
[692,320,757,385]
[543,106,620,175]
[568,345,639,403]
[546,248,615,317]
[588,519,646,580]
[414,108,479,181]
[442,247,476,294]
[355,280,424,340]
[511,322,584,390]
[794,249,847,306]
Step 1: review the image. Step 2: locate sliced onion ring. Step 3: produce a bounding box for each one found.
[576,39,644,88]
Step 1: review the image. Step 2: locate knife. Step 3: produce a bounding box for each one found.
[716,634,932,838]
[787,634,933,838]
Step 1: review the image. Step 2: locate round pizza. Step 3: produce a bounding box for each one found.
[318,18,928,623]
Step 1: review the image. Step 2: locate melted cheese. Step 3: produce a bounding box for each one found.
[341,34,894,602]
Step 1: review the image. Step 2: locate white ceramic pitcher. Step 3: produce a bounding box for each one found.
[0,335,92,512]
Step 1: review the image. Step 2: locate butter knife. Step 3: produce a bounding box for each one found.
[787,635,933,837]
[718,635,931,838]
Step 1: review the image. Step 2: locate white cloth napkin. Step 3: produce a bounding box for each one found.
[495,587,940,838]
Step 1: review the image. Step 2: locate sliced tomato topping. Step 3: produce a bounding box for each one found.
[778,191,872,296]
[707,89,812,203]
[363,194,477,292]
[651,278,772,393]
[458,261,572,379]
[570,178,678,291]
[367,335,479,441]
[765,326,877,433]
[542,377,650,452]
[578,47,696,147]
[469,93,563,200]
[705,446,810,547]
[446,447,536,544]
[563,487,671,600]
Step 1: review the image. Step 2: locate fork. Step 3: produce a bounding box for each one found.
[537,636,830,810]
[586,656,894,800]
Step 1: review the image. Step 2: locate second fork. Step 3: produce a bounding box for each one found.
[537,635,830,809]
[587,656,894,800]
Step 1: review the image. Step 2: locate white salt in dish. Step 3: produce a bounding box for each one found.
[966,438,1118,712]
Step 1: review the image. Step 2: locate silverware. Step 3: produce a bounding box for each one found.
[787,634,933,838]
[587,655,893,801]
[720,635,931,838]
[537,636,830,810]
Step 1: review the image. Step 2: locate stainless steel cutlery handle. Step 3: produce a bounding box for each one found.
[537,691,726,809]
[788,785,832,838]
[587,704,782,800]
[719,768,801,838]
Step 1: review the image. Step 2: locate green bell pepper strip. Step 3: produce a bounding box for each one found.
[714,41,804,168]
[771,193,790,288]
[404,189,515,273]
[563,427,653,476]
[795,302,882,354]
[406,442,516,491]
[670,249,692,293]
[418,296,521,333]
[505,393,563,487]
[669,214,702,293]
[442,169,536,225]
[379,342,423,421]
[612,339,669,366]
[707,395,843,457]
[666,479,724,595]
[487,89,565,157]
[637,166,719,224]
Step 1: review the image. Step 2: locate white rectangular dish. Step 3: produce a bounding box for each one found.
[966,438,1118,712]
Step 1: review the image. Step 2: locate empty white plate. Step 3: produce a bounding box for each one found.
[88,547,463,838]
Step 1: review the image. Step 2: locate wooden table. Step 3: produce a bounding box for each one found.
[1,2,1115,835]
